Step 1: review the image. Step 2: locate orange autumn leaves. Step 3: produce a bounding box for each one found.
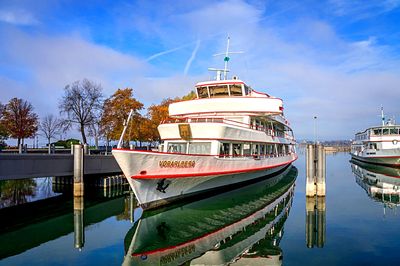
[99,88,195,146]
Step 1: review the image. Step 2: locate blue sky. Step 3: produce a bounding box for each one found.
[0,0,400,144]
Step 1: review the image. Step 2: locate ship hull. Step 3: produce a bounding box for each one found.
[351,153,400,167]
[112,149,297,209]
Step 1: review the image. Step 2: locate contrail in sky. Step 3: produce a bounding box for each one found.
[184,39,201,75]
[146,43,192,62]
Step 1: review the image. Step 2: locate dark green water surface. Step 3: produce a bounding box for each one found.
[1,152,400,265]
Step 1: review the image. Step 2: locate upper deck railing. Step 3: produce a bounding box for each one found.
[161,117,295,141]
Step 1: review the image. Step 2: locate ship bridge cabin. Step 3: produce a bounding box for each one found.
[352,125,400,153]
[195,79,255,98]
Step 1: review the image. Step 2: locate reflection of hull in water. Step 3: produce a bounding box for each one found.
[123,166,297,265]
[351,159,400,204]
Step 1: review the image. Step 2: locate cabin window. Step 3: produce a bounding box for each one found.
[243,144,251,156]
[373,129,382,135]
[244,85,250,95]
[229,84,243,96]
[260,144,266,155]
[390,128,399,135]
[167,143,187,153]
[197,86,209,98]
[252,144,259,155]
[382,128,389,135]
[220,143,230,156]
[188,142,211,154]
[232,143,242,156]
[209,85,229,97]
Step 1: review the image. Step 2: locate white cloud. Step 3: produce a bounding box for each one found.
[0,29,149,116]
[0,9,39,26]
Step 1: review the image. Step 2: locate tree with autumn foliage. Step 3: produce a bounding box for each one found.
[0,102,8,148]
[99,88,143,146]
[145,90,196,144]
[1,98,38,147]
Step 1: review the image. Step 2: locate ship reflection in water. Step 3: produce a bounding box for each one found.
[123,166,297,266]
[351,159,400,212]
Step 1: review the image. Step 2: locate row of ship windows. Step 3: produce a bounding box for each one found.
[355,127,400,140]
[197,84,250,98]
[219,142,293,157]
[165,142,294,156]
[352,143,378,152]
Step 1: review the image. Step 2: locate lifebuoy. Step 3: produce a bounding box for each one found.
[393,140,398,145]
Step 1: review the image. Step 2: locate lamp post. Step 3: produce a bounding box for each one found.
[313,116,317,145]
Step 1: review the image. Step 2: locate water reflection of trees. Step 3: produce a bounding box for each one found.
[0,179,36,208]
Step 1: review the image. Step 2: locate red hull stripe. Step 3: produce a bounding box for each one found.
[131,156,297,179]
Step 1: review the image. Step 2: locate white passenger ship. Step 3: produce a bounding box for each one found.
[113,41,297,209]
[351,109,400,166]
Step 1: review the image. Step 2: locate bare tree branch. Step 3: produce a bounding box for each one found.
[59,79,103,144]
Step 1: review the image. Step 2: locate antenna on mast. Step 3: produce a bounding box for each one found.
[211,36,243,80]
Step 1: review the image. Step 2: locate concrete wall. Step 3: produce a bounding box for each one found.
[0,154,121,180]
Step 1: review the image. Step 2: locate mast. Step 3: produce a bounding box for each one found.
[223,37,231,80]
[381,106,385,126]
[210,37,243,80]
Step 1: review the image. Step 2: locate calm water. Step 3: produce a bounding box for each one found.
[1,152,400,265]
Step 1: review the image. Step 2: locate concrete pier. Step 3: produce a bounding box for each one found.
[306,144,326,197]
[0,154,121,180]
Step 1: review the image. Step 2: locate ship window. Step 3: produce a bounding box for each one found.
[197,86,209,98]
[229,84,242,96]
[167,143,187,153]
[243,144,251,155]
[244,85,250,95]
[252,144,259,155]
[209,85,229,97]
[260,144,266,155]
[382,128,389,135]
[390,128,398,135]
[373,129,381,135]
[188,142,211,154]
[219,143,230,156]
[232,143,241,156]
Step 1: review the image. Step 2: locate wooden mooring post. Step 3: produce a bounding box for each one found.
[306,144,326,197]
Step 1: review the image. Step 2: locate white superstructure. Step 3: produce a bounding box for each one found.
[113,40,297,209]
[351,110,400,166]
